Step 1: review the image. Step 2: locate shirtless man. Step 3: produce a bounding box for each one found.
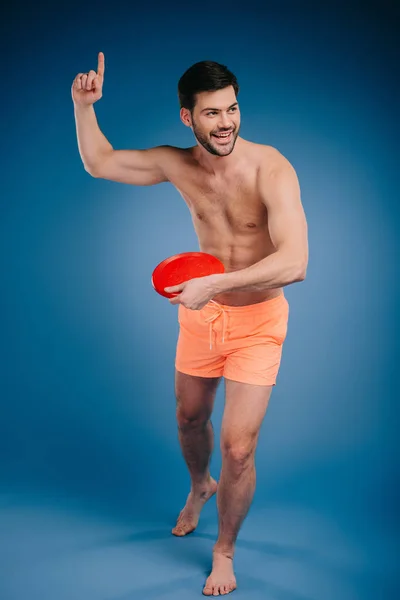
[72,53,308,596]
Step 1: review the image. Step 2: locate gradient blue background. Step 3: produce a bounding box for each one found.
[1,2,399,598]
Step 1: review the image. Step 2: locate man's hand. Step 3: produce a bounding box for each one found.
[165,275,221,310]
[71,52,105,106]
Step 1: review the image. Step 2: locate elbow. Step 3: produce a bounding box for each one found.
[281,247,308,285]
[84,163,101,178]
[286,256,307,284]
[292,246,308,282]
[294,261,307,282]
[83,153,112,178]
[296,269,307,282]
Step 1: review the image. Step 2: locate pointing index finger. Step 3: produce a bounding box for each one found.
[97,52,105,78]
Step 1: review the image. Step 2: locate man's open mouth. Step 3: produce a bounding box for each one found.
[212,131,233,143]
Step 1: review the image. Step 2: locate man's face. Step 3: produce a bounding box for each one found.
[183,86,241,157]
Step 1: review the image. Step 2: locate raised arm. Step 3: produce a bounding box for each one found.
[72,52,171,185]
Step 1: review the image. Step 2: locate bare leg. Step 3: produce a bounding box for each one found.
[172,370,220,536]
[203,379,272,596]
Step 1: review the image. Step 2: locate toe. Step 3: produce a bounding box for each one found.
[203,582,213,596]
[173,523,192,536]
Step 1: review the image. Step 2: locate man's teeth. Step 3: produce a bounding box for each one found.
[214,132,231,138]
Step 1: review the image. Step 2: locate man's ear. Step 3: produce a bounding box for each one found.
[180,107,192,128]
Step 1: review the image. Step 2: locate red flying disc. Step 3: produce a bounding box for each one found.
[152,252,225,298]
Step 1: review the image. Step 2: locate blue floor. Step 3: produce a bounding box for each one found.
[1,490,397,600]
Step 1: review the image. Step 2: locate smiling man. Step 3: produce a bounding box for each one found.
[72,53,308,596]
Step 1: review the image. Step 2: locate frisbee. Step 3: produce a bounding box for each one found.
[152,252,225,298]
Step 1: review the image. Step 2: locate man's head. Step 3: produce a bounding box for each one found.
[178,61,240,157]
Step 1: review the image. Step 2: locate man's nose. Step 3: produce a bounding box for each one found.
[217,112,232,129]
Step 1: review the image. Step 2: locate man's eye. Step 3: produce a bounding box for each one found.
[229,107,237,112]
[207,111,217,116]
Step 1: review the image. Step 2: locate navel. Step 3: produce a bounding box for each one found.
[246,222,257,228]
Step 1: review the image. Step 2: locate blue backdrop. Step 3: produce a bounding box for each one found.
[1,2,398,599]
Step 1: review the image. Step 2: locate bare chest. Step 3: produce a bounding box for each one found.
[172,170,268,233]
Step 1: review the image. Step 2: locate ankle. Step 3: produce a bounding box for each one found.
[213,543,234,560]
[191,475,213,493]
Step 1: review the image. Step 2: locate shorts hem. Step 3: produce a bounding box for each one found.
[224,375,277,387]
[175,365,224,379]
[176,365,278,386]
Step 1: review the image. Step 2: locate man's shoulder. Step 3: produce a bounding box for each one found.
[248,142,290,165]
[158,144,194,155]
[244,142,298,194]
[247,142,296,177]
[156,144,195,164]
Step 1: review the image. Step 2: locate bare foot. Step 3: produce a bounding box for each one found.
[172,478,217,536]
[203,551,237,596]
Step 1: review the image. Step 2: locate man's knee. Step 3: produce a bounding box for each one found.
[176,404,210,431]
[221,435,257,467]
[175,372,217,431]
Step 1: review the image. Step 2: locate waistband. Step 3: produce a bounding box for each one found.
[204,292,286,314]
[203,293,286,350]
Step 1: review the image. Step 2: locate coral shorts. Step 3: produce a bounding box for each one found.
[175,293,289,386]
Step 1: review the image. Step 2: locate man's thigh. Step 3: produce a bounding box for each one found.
[175,370,221,422]
[221,379,273,449]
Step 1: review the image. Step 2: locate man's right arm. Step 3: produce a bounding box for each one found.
[74,104,170,185]
[72,53,171,186]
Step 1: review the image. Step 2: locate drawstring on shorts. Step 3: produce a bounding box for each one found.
[204,300,227,350]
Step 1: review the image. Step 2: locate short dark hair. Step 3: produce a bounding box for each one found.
[178,61,239,111]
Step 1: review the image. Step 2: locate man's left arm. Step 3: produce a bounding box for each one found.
[212,158,309,293]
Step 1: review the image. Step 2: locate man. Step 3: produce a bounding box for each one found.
[72,53,308,596]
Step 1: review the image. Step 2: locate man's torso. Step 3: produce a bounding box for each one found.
[163,139,286,306]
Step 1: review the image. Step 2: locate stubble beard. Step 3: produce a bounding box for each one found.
[192,116,239,157]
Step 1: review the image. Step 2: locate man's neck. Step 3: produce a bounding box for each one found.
[192,137,244,175]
